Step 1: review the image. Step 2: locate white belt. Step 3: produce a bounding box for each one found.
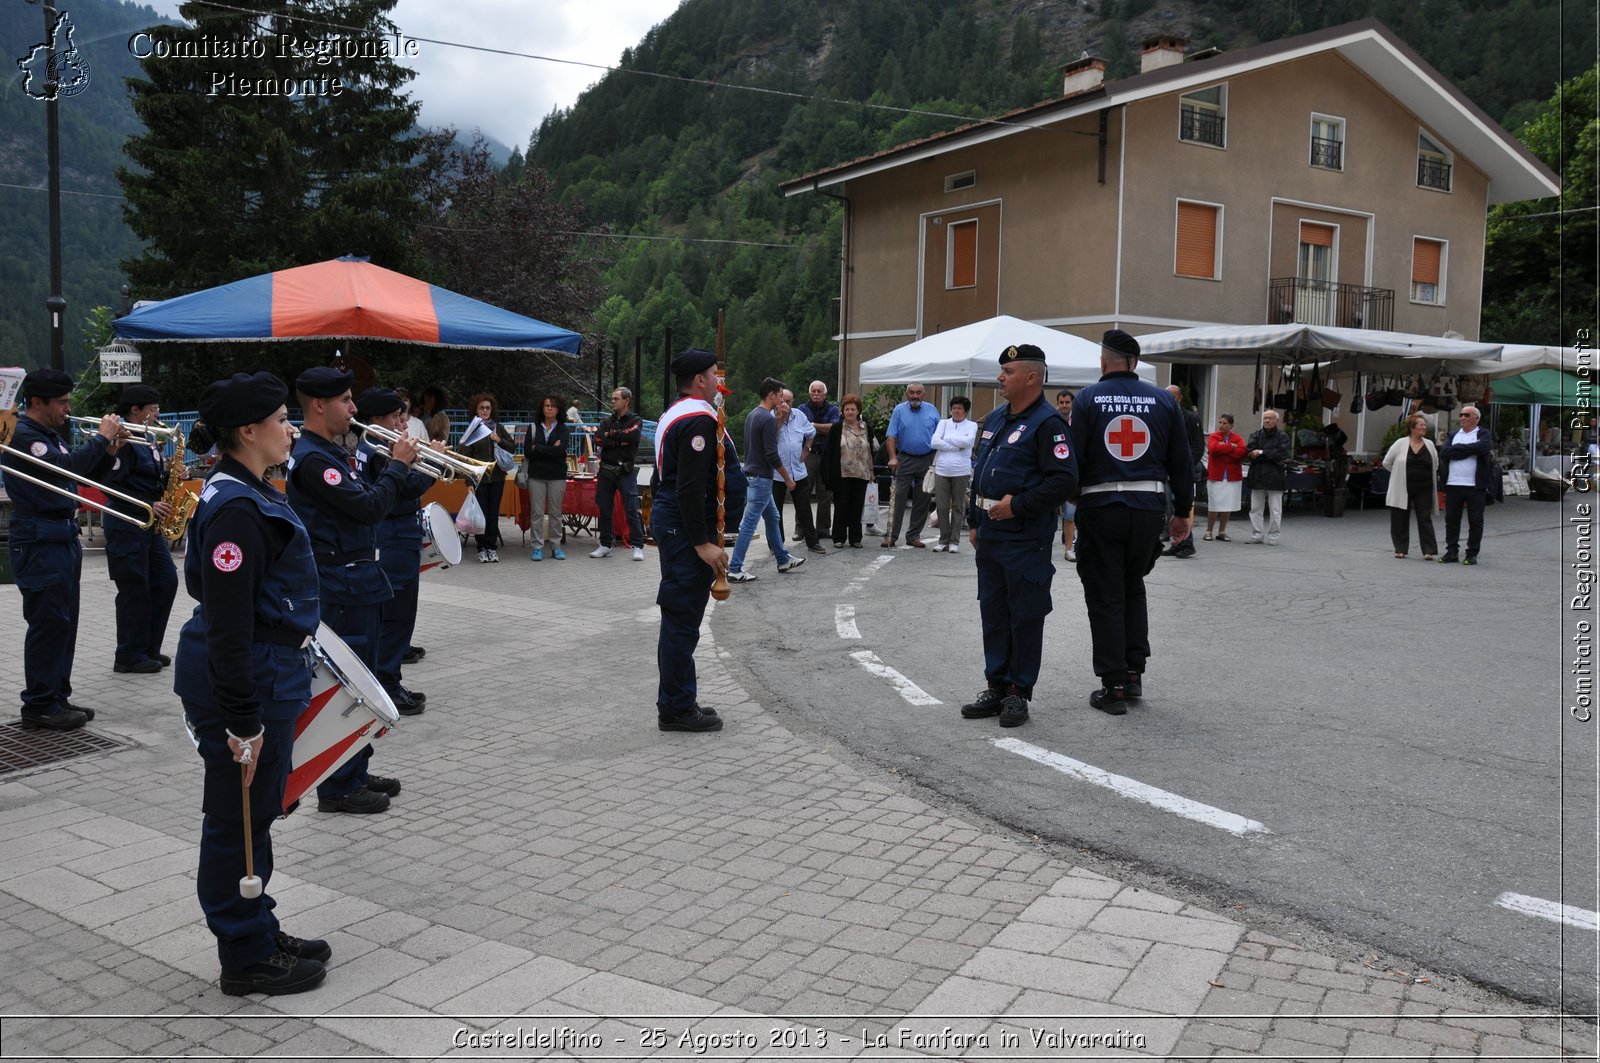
[1081,480,1164,494]
[976,496,1003,511]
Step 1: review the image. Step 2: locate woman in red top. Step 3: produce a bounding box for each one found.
[1204,413,1248,541]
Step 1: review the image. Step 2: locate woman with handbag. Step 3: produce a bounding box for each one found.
[1203,414,1247,541]
[460,392,516,563]
[1381,412,1439,559]
[523,394,569,561]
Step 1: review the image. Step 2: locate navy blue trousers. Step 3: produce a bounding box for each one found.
[375,570,419,692]
[975,536,1056,700]
[652,503,713,719]
[187,706,295,969]
[105,528,178,667]
[596,469,645,548]
[11,536,81,717]
[317,601,379,797]
[1075,504,1164,682]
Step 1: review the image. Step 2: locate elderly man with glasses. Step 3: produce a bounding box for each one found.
[1437,404,1495,565]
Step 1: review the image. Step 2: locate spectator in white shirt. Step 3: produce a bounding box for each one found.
[930,395,979,552]
[772,389,823,553]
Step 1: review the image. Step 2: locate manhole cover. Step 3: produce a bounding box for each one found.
[0,722,130,776]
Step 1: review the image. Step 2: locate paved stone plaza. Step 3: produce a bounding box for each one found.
[0,513,1593,1060]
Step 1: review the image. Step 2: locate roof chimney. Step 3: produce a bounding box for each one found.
[1060,54,1106,98]
[1139,34,1187,73]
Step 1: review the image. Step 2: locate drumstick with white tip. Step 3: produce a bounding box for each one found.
[238,741,262,899]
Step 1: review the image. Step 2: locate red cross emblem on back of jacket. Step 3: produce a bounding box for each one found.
[1105,415,1150,461]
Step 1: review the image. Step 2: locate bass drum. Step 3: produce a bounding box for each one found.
[419,501,462,573]
[283,625,400,811]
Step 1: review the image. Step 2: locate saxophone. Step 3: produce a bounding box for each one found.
[156,427,199,544]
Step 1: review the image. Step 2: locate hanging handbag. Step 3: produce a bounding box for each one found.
[1350,375,1364,414]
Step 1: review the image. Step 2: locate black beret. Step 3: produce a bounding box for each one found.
[118,384,160,408]
[355,386,404,419]
[198,372,288,428]
[20,368,73,400]
[671,347,718,376]
[295,365,355,398]
[999,343,1047,365]
[1102,329,1141,359]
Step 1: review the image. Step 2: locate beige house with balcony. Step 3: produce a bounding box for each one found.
[782,18,1559,441]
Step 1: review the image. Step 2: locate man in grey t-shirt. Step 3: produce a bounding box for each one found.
[728,377,803,582]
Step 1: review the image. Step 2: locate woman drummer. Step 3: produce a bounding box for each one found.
[172,372,330,997]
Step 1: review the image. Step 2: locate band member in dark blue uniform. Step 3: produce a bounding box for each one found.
[102,384,180,674]
[960,344,1077,728]
[354,387,430,716]
[287,366,418,813]
[173,371,330,996]
[651,348,737,734]
[2,368,121,731]
[1069,330,1193,714]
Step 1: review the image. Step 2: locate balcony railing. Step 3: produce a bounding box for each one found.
[1310,136,1342,169]
[1180,107,1225,147]
[1417,157,1452,190]
[1268,277,1394,331]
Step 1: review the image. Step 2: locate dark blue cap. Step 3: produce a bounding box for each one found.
[999,343,1047,365]
[295,365,355,398]
[117,384,160,409]
[20,368,73,400]
[355,386,404,419]
[198,372,288,428]
[1101,329,1141,359]
[671,348,718,376]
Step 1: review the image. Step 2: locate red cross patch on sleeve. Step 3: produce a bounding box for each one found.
[212,542,243,572]
[1053,443,1070,460]
[322,467,343,486]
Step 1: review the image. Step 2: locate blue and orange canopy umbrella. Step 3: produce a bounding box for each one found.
[113,256,582,354]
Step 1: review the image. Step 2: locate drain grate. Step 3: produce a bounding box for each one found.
[0,722,130,776]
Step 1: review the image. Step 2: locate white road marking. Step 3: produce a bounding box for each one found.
[849,650,941,705]
[1496,892,1600,931]
[835,604,861,639]
[845,554,895,596]
[992,737,1271,837]
[869,554,896,572]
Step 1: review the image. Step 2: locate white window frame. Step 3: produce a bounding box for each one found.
[1173,198,1224,281]
[1309,112,1345,171]
[1409,235,1448,306]
[1416,130,1453,193]
[944,170,976,193]
[1178,83,1228,149]
[946,218,979,290]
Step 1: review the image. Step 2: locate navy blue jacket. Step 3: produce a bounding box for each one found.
[1437,426,1496,490]
[2,414,113,530]
[968,393,1078,543]
[287,430,407,606]
[1069,372,1193,513]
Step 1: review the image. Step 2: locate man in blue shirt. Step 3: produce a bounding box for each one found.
[728,377,804,582]
[882,382,940,548]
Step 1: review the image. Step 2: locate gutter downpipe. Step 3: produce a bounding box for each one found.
[817,182,853,396]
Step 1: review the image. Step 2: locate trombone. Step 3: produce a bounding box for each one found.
[351,419,493,487]
[69,415,180,442]
[0,417,156,530]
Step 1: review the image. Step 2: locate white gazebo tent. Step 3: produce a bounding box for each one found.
[859,315,1156,391]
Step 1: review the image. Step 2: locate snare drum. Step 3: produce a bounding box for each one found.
[283,624,400,811]
[419,501,462,573]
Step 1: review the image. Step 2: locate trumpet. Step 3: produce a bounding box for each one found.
[351,420,492,487]
[0,415,156,529]
[69,415,180,442]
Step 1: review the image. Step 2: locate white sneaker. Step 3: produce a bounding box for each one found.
[476,549,488,563]
[632,546,645,561]
[931,543,947,552]
[1065,549,1077,562]
[948,543,959,554]
[487,549,500,563]
[728,570,757,583]
[777,555,805,573]
[590,545,612,558]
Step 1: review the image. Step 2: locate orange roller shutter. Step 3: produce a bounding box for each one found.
[1175,202,1218,279]
[949,220,978,288]
[1300,222,1334,248]
[1412,238,1442,284]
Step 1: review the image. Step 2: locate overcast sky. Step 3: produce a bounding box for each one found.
[141,0,684,149]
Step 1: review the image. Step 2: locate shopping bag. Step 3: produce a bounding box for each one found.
[455,491,487,535]
[863,480,879,528]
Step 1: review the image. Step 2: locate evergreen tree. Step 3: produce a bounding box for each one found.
[116,0,446,299]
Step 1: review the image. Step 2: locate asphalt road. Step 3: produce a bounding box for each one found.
[712,490,1598,1011]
